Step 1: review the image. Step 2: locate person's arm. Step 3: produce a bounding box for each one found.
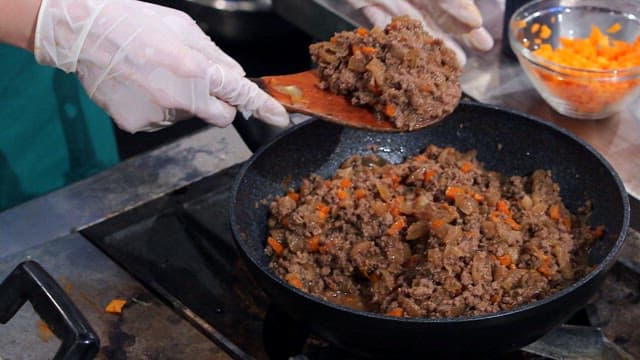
[0,0,41,51]
[0,0,289,132]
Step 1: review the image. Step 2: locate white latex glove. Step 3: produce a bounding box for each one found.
[34,0,289,133]
[348,0,499,66]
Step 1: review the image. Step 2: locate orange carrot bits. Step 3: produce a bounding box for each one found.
[307,235,321,252]
[316,203,330,220]
[423,169,436,182]
[445,186,463,200]
[531,22,541,34]
[386,307,404,317]
[591,224,605,239]
[385,103,396,117]
[607,22,622,34]
[285,273,304,289]
[548,204,561,221]
[387,217,406,235]
[267,236,284,256]
[496,254,512,266]
[539,24,552,39]
[356,27,369,36]
[287,191,300,201]
[589,25,610,48]
[430,219,445,230]
[496,200,511,215]
[459,161,474,173]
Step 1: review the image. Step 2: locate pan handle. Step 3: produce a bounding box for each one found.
[0,260,100,360]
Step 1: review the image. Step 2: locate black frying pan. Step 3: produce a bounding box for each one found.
[229,101,630,359]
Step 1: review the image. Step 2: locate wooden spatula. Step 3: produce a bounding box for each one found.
[252,70,398,131]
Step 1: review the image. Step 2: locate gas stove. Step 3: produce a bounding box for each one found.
[79,162,640,360]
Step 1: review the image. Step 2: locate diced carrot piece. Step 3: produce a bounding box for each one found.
[105,299,127,315]
[460,161,474,173]
[387,217,406,235]
[285,274,304,289]
[607,22,622,34]
[316,203,330,220]
[340,178,352,189]
[430,219,445,230]
[496,200,511,215]
[386,307,404,317]
[307,235,321,252]
[445,186,463,200]
[423,169,436,182]
[548,204,561,220]
[497,254,512,266]
[505,217,521,231]
[385,104,396,117]
[531,22,541,34]
[267,236,284,256]
[360,46,377,55]
[591,225,605,239]
[537,262,555,278]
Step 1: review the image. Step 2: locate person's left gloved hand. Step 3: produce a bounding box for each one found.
[348,0,498,66]
[34,0,289,133]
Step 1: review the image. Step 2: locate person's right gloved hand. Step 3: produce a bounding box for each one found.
[34,0,289,133]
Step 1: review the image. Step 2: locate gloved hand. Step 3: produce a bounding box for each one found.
[348,0,499,66]
[34,0,289,133]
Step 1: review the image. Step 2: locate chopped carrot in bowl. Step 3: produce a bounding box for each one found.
[526,24,640,116]
[509,1,640,119]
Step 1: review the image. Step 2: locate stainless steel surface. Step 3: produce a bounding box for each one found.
[0,126,251,259]
[523,325,635,360]
[0,125,250,359]
[0,233,231,360]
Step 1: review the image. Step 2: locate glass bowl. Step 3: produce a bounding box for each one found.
[508,0,640,119]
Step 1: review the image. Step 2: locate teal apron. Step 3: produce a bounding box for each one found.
[0,45,119,211]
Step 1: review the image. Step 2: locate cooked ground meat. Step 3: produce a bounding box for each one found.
[309,16,461,131]
[265,145,601,318]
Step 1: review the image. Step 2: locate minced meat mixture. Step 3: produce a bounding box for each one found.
[265,145,602,318]
[309,16,461,131]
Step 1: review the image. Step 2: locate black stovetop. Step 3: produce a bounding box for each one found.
[80,163,639,360]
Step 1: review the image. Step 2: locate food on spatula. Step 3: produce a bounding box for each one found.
[309,16,461,130]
